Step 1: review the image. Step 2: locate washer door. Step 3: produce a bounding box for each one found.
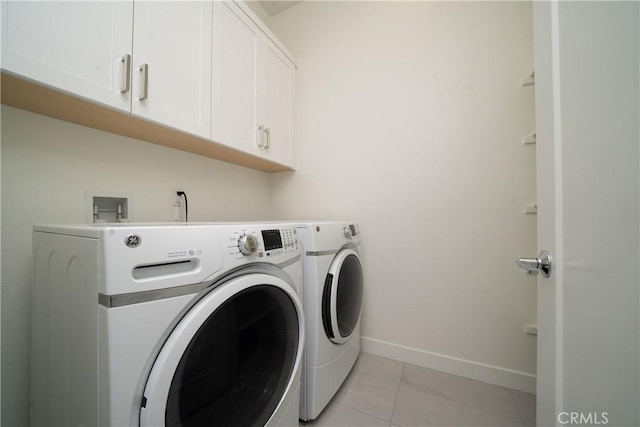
[321,248,364,344]
[140,273,302,427]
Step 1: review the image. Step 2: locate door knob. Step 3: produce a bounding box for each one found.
[516,250,552,277]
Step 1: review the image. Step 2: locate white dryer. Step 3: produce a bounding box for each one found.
[32,222,304,427]
[296,222,364,421]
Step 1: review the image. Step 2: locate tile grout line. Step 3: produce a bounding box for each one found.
[335,354,527,426]
[330,355,403,426]
[335,373,401,425]
[509,389,526,426]
[388,362,405,426]
[336,402,393,426]
[401,367,525,422]
[404,384,524,425]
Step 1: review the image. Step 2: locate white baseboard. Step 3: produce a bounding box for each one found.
[360,336,536,394]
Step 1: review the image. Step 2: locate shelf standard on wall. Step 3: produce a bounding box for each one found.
[521,71,535,86]
[523,203,538,215]
[522,132,537,145]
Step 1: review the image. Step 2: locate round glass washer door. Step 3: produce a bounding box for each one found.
[322,248,364,344]
[140,273,303,427]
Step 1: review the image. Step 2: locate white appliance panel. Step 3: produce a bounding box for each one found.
[32,223,303,427]
[294,221,363,421]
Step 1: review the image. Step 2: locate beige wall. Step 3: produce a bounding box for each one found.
[2,1,538,424]
[245,0,273,24]
[0,105,272,426]
[266,1,537,389]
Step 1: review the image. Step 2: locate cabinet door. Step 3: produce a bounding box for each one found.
[132,1,212,139]
[211,1,261,154]
[260,41,296,167]
[1,1,133,112]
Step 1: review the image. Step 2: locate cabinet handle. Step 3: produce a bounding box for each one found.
[265,127,271,149]
[119,54,131,94]
[138,63,149,101]
[257,125,265,148]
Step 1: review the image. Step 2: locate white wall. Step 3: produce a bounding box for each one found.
[244,0,272,25]
[2,2,538,423]
[0,105,272,426]
[266,1,538,390]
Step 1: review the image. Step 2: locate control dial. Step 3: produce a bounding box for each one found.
[343,226,352,239]
[238,233,259,256]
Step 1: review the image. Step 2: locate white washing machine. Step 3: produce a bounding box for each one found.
[296,222,364,421]
[31,222,304,427]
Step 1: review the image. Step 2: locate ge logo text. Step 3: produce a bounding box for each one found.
[125,234,142,248]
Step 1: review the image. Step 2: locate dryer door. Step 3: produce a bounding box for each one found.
[322,248,364,344]
[140,273,303,427]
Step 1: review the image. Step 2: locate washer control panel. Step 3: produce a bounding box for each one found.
[261,227,298,257]
[237,233,259,255]
[224,225,298,260]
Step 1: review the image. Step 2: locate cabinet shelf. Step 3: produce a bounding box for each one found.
[1,72,293,173]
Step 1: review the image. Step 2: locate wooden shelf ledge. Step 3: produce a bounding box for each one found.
[1,72,293,173]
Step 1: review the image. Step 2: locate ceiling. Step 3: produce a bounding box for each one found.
[258,1,303,16]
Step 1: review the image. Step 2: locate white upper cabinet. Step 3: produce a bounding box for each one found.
[211,1,260,153]
[1,1,134,112]
[1,0,296,171]
[132,1,212,139]
[259,40,296,167]
[212,1,296,167]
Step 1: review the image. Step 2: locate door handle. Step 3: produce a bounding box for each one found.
[138,63,149,101]
[516,250,552,277]
[119,54,131,94]
[257,125,265,148]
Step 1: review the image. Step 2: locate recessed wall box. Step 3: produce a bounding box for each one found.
[85,191,133,223]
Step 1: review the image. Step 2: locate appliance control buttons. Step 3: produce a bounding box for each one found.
[280,228,297,251]
[237,233,258,256]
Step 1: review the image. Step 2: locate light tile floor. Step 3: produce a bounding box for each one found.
[301,352,536,427]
